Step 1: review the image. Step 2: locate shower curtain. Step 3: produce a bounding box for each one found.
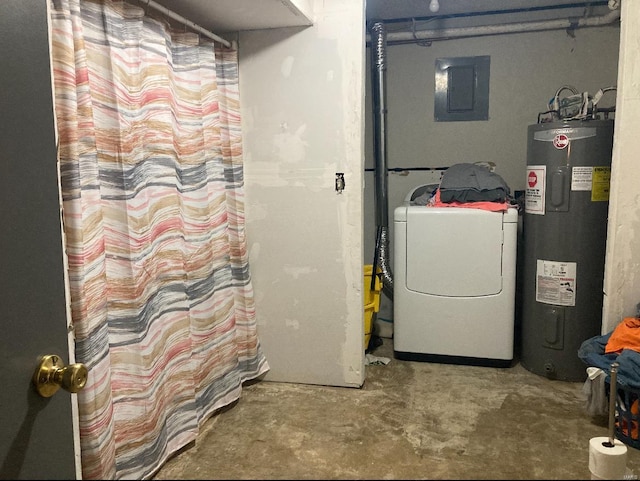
[49,0,269,478]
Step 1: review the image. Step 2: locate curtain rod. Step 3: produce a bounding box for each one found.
[142,0,232,48]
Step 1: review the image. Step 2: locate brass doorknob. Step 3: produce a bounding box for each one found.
[32,354,88,398]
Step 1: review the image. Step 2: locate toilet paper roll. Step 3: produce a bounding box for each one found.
[589,436,628,480]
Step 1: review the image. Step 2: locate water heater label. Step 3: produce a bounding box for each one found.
[536,260,577,306]
[571,166,593,191]
[525,165,546,215]
[592,166,611,202]
[533,127,597,142]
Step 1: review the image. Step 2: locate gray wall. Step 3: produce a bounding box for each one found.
[364,25,621,323]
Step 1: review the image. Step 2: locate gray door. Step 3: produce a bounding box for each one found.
[0,1,78,479]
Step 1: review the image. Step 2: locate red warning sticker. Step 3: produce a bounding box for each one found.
[525,165,546,215]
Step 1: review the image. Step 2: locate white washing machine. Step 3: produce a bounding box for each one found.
[393,185,518,367]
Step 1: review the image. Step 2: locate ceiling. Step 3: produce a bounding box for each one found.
[151,0,613,36]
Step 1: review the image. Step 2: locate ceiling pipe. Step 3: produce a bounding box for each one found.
[367,7,620,45]
[142,0,232,47]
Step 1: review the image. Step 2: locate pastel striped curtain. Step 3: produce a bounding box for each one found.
[49,0,269,478]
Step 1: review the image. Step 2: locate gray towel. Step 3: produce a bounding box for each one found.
[439,163,510,203]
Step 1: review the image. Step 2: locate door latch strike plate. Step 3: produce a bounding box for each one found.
[335,173,345,194]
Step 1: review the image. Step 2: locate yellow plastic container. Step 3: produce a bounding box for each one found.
[364,265,382,350]
[364,302,375,350]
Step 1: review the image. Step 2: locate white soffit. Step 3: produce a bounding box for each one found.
[152,0,313,34]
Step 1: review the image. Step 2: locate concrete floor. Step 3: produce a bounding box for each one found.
[153,338,640,480]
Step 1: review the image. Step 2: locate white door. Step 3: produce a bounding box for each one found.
[0,1,78,478]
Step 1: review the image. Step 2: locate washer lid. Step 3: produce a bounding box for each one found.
[406,207,504,297]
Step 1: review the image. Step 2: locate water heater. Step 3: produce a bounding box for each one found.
[520,119,613,382]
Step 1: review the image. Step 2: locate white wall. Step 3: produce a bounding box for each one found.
[602,0,640,333]
[364,24,621,323]
[239,0,366,387]
[288,0,313,21]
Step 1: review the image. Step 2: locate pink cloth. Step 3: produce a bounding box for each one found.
[430,189,510,212]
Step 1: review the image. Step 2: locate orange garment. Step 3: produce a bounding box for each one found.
[605,317,640,354]
[617,398,640,440]
[431,189,510,212]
